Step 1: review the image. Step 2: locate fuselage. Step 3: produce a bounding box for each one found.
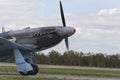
[0,26,64,51]
[0,26,75,60]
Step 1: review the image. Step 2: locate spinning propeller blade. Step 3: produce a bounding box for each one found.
[60,1,69,50]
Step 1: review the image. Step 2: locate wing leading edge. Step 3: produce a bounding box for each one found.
[0,37,32,51]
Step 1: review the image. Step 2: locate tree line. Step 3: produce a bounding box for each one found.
[6,50,120,68]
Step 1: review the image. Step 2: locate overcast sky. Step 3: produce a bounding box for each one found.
[0,0,120,54]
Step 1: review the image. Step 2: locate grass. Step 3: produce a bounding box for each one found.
[0,66,120,77]
[0,76,69,80]
[40,68,120,77]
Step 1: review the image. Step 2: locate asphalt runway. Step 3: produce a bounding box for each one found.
[0,72,120,80]
[0,63,120,80]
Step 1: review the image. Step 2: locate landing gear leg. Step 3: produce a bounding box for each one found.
[14,49,39,75]
[22,53,39,75]
[13,49,33,75]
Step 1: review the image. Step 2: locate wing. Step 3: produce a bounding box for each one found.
[0,37,32,51]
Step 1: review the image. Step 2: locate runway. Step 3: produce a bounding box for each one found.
[0,63,120,80]
[0,72,120,80]
[1,63,120,71]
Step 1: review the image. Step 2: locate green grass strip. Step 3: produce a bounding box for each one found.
[0,66,16,72]
[40,68,120,77]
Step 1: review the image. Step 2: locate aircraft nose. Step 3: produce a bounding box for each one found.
[73,28,76,34]
[61,27,76,38]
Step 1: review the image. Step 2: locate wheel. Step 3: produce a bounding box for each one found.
[28,64,39,75]
[19,72,29,76]
[19,64,39,75]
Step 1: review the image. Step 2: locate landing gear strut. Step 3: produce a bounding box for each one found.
[14,49,39,76]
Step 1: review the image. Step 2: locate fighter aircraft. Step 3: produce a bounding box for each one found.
[0,1,76,75]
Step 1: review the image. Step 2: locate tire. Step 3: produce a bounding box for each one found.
[19,64,39,75]
[28,64,39,75]
[19,72,29,76]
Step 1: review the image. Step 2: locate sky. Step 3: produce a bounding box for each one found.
[0,0,120,54]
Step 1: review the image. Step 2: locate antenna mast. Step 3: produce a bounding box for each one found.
[2,27,5,33]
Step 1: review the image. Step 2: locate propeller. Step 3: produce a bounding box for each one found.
[60,1,66,27]
[60,1,69,50]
